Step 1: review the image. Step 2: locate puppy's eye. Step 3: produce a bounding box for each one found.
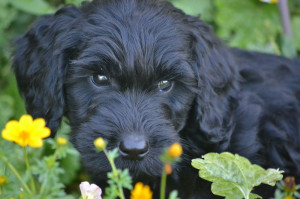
[91,74,109,86]
[158,80,173,92]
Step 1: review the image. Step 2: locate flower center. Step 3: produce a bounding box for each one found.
[19,130,30,143]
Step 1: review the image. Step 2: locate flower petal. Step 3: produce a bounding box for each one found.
[32,128,51,139]
[2,129,14,141]
[131,182,152,199]
[14,137,28,147]
[90,183,102,197]
[19,115,33,129]
[32,118,46,129]
[80,181,90,197]
[5,121,21,134]
[28,138,43,148]
[79,181,102,199]
[2,121,21,141]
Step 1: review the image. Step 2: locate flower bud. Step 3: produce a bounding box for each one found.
[168,142,182,158]
[94,137,107,151]
[284,196,295,199]
[165,163,172,175]
[57,137,67,146]
[0,176,7,186]
[284,176,296,193]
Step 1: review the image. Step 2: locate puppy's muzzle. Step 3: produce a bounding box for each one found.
[118,134,149,160]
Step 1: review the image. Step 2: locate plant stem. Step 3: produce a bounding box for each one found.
[24,147,36,195]
[39,145,60,196]
[103,149,126,199]
[52,146,60,162]
[160,164,167,199]
[39,174,47,196]
[0,155,32,195]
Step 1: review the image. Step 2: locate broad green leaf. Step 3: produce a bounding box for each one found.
[191,152,283,199]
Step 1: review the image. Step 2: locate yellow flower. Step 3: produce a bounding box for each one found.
[168,142,182,158]
[1,115,50,148]
[131,182,152,199]
[94,137,107,151]
[0,176,7,186]
[57,137,67,146]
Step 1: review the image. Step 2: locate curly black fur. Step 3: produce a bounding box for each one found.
[13,0,300,198]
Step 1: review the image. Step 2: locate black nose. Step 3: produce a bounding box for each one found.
[118,135,148,159]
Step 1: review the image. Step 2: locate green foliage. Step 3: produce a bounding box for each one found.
[0,1,300,198]
[274,177,300,199]
[0,120,80,199]
[215,0,281,52]
[168,190,179,199]
[3,0,54,15]
[100,148,132,199]
[168,0,214,22]
[192,152,284,199]
[170,0,300,56]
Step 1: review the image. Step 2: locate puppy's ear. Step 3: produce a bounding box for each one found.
[13,6,81,135]
[187,16,239,145]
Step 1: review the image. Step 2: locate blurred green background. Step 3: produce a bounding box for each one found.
[0,0,300,130]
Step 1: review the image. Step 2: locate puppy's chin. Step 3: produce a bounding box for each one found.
[116,156,164,177]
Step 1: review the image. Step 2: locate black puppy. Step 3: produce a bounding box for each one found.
[13,0,300,198]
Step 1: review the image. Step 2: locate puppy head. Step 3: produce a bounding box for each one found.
[13,0,238,180]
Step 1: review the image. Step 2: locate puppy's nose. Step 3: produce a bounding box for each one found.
[118,135,148,159]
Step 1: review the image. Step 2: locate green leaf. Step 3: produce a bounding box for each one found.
[291,16,300,50]
[214,0,281,53]
[191,152,283,199]
[118,169,132,190]
[168,0,214,21]
[107,148,119,160]
[168,190,180,199]
[4,0,54,15]
[281,35,297,58]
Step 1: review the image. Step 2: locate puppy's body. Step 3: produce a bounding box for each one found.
[13,0,300,198]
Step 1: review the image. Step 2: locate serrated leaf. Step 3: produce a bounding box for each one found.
[191,152,283,199]
[108,148,119,159]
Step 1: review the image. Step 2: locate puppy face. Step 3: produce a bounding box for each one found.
[13,0,238,183]
[65,3,197,178]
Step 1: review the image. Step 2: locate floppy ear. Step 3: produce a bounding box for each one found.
[187,16,239,146]
[13,6,81,135]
